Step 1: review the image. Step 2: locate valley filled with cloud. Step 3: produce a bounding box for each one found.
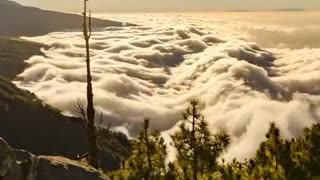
[14,13,320,162]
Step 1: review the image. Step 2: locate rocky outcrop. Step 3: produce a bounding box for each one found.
[36,156,107,180]
[0,138,107,180]
[14,149,38,180]
[0,138,23,180]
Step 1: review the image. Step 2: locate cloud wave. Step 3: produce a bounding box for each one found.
[15,14,320,162]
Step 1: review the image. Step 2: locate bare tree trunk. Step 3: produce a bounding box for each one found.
[83,0,98,169]
[191,101,198,180]
[144,119,152,180]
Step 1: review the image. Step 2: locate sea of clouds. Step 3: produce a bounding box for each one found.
[15,13,320,162]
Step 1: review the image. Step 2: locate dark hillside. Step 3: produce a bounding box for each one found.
[0,76,89,157]
[0,77,131,170]
[0,0,130,37]
[0,37,45,79]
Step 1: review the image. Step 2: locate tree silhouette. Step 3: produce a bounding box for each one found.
[219,122,320,180]
[110,119,167,179]
[171,99,230,180]
[104,100,320,179]
[82,0,98,168]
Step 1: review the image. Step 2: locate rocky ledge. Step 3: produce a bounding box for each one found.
[0,137,106,180]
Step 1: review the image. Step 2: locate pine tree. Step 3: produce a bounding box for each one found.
[291,124,320,179]
[171,99,230,180]
[106,100,320,179]
[110,119,167,180]
[219,122,318,180]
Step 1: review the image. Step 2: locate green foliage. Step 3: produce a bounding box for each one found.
[290,124,320,178]
[107,99,320,180]
[171,99,230,180]
[109,99,231,180]
[110,119,167,180]
[97,127,132,171]
[219,123,320,180]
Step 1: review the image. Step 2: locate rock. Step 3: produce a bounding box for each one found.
[0,138,23,180]
[14,149,38,180]
[36,156,107,180]
[1,137,106,180]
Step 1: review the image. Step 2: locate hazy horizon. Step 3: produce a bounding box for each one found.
[12,0,320,13]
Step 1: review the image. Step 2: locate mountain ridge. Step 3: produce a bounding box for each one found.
[0,0,132,37]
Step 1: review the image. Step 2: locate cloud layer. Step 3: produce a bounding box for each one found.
[15,14,320,162]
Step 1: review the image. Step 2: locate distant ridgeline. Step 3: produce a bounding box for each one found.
[0,0,131,37]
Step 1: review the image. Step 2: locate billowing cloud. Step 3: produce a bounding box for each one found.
[15,14,320,162]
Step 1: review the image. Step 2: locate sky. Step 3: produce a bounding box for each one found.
[13,0,320,13]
